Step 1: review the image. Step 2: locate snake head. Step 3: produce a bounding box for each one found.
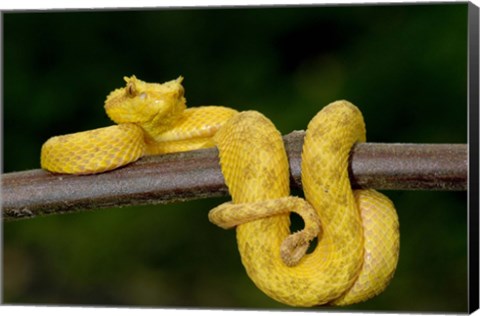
[104,75,186,129]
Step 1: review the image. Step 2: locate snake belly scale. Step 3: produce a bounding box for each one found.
[40,76,400,307]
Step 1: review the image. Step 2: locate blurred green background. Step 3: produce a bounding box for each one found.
[3,3,468,312]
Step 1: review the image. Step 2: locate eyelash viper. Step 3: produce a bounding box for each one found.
[40,76,400,307]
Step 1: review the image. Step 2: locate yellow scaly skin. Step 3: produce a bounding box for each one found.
[40,76,238,174]
[209,102,399,306]
[40,77,399,307]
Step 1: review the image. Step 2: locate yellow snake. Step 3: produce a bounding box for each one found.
[41,76,400,307]
[41,76,238,174]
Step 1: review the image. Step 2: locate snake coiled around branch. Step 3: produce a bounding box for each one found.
[41,76,400,307]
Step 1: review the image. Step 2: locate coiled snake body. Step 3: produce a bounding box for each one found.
[41,76,399,307]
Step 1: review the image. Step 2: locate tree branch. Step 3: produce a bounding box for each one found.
[2,131,467,221]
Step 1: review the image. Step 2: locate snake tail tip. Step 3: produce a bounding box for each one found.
[280,232,311,267]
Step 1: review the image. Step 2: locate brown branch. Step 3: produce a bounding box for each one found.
[2,131,467,221]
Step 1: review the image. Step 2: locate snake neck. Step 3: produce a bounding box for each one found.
[138,106,186,142]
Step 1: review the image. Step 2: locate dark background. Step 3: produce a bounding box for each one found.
[3,4,468,312]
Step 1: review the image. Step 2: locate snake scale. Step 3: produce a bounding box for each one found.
[41,76,400,307]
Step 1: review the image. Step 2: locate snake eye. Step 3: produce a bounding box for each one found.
[126,81,137,97]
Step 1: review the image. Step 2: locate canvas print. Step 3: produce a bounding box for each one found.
[2,3,472,313]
